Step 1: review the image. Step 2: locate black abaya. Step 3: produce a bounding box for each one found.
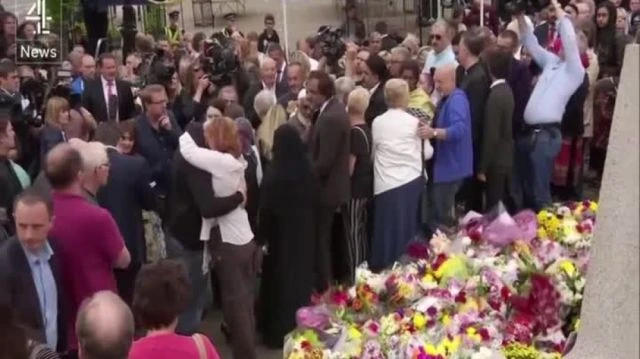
[258,124,318,348]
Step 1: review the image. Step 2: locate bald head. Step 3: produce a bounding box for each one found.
[433,64,457,96]
[76,291,134,359]
[45,143,83,190]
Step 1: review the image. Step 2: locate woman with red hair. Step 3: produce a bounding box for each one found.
[178,114,258,358]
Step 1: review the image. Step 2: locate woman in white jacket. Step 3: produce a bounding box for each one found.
[179,116,254,272]
[370,79,433,271]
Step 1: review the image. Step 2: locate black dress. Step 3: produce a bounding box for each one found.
[258,124,318,348]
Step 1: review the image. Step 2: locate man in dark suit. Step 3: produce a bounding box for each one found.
[243,57,287,127]
[134,84,182,212]
[82,53,136,124]
[455,28,491,212]
[307,70,351,291]
[0,189,66,352]
[93,124,157,305]
[168,122,253,358]
[497,30,533,211]
[277,62,306,114]
[266,43,289,93]
[477,47,515,210]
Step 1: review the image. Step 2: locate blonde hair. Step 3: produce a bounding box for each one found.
[45,96,70,128]
[257,104,287,161]
[384,78,410,109]
[347,87,370,115]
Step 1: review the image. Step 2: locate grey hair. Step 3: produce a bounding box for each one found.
[68,139,108,171]
[391,46,411,61]
[253,90,276,118]
[335,77,356,101]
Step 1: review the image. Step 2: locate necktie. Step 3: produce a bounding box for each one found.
[107,80,118,122]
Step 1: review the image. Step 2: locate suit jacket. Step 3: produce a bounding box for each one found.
[479,82,515,173]
[82,78,136,123]
[506,57,533,137]
[97,150,156,265]
[276,64,289,92]
[364,83,387,127]
[133,113,182,196]
[167,122,244,250]
[456,62,491,168]
[39,125,66,164]
[0,158,22,237]
[0,237,66,350]
[310,97,351,207]
[243,82,288,128]
[380,35,398,51]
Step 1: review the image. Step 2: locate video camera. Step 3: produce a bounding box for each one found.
[144,48,176,86]
[316,26,346,65]
[201,34,240,88]
[505,0,550,15]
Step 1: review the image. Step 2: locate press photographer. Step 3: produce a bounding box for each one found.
[316,25,347,75]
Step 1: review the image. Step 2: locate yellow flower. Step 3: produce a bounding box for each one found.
[442,336,461,353]
[560,260,576,276]
[466,327,482,342]
[422,274,436,283]
[347,326,362,340]
[442,314,451,326]
[590,201,598,211]
[425,343,445,356]
[575,319,581,330]
[537,227,548,239]
[413,313,427,330]
[460,298,479,312]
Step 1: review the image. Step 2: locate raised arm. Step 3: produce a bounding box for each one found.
[518,14,555,69]
[556,13,584,79]
[179,132,242,175]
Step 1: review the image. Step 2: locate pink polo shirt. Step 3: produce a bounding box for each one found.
[129,333,221,359]
[49,192,125,350]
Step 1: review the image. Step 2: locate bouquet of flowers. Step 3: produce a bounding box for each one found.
[283,201,598,359]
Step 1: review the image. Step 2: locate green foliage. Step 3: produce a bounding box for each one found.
[144,5,166,38]
[46,0,80,30]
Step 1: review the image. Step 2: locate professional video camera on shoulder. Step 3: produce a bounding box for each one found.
[200,34,240,88]
[316,25,347,66]
[0,60,44,128]
[143,47,176,87]
[505,0,550,15]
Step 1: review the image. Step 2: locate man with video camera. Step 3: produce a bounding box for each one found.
[514,0,585,211]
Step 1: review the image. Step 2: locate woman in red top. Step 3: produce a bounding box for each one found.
[129,260,221,359]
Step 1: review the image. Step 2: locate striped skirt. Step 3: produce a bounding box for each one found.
[342,197,370,284]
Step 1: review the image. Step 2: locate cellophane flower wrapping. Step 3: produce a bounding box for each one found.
[283,201,598,359]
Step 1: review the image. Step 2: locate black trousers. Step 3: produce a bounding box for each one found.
[114,263,141,307]
[457,176,485,213]
[212,240,258,359]
[82,5,108,56]
[485,169,512,211]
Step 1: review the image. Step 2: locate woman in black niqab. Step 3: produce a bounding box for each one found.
[258,124,318,348]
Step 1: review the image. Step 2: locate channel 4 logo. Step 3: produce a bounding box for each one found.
[15,0,62,64]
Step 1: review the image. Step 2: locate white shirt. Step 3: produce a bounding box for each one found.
[277,61,286,83]
[179,133,253,248]
[261,81,277,101]
[307,55,319,71]
[101,76,119,122]
[490,79,506,88]
[369,82,380,95]
[372,108,433,195]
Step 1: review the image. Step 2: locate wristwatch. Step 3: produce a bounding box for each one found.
[433,129,439,139]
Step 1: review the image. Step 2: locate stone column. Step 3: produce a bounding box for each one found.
[565,44,640,359]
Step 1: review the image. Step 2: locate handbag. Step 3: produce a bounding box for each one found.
[419,140,430,230]
[192,333,208,359]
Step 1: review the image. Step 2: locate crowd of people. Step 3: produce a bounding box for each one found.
[0,0,638,357]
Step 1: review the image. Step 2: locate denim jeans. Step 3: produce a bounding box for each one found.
[529,127,562,210]
[427,179,463,233]
[176,248,211,335]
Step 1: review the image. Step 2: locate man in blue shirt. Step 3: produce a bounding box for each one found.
[516,1,585,210]
[0,188,64,352]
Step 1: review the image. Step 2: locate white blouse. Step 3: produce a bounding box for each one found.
[372,108,434,195]
[179,133,254,248]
